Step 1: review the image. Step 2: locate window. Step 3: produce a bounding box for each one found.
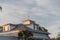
[45,39,48,40]
[36,38,43,40]
[33,38,44,40]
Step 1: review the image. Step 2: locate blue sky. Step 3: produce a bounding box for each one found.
[0,0,60,38]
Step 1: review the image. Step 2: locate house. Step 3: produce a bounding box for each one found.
[0,19,50,40]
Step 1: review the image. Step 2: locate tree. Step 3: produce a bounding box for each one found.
[51,38,56,40]
[57,33,60,37]
[18,30,33,40]
[0,6,2,11]
[56,33,60,40]
[56,37,60,40]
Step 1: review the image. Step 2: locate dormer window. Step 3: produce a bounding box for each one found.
[3,25,10,31]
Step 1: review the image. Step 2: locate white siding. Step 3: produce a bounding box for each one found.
[33,33,49,39]
[0,36,17,40]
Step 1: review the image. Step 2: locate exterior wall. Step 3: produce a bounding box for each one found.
[33,33,50,40]
[0,30,50,40]
[0,30,19,40]
[27,24,34,29]
[0,36,17,40]
[0,30,19,37]
[0,32,18,37]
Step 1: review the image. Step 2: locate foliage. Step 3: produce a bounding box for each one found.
[18,30,33,40]
[51,38,56,40]
[0,6,2,11]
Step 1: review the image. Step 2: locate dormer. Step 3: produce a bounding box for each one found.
[3,23,16,31]
[23,19,42,30]
[3,23,10,31]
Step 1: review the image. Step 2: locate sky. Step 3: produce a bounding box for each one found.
[0,0,60,38]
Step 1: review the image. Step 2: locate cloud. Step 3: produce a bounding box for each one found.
[0,4,26,25]
[0,0,60,38]
[47,25,60,38]
[46,20,60,37]
[47,21,60,38]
